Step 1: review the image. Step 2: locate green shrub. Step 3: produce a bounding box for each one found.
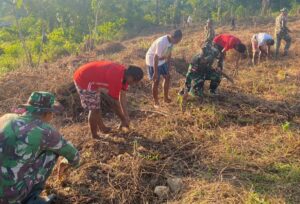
[2,43,23,57]
[0,55,20,74]
[47,28,66,46]
[97,18,127,41]
[143,14,156,24]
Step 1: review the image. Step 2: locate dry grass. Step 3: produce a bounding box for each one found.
[1,19,300,204]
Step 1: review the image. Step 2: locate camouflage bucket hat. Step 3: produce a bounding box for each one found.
[280,8,288,12]
[19,91,64,113]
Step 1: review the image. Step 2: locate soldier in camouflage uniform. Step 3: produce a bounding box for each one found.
[179,43,223,100]
[204,19,215,44]
[275,8,292,58]
[0,92,80,204]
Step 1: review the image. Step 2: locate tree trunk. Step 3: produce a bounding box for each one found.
[155,0,160,25]
[12,3,34,68]
[173,0,182,28]
[261,0,271,16]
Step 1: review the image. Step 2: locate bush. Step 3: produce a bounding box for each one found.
[143,14,156,24]
[2,43,23,57]
[97,18,127,41]
[47,28,66,46]
[0,29,18,42]
[0,55,20,74]
[44,27,79,60]
[290,3,300,15]
[235,5,247,19]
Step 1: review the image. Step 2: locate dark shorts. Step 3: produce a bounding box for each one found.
[147,63,169,82]
[75,83,101,110]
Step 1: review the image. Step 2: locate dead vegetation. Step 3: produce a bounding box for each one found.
[0,19,300,204]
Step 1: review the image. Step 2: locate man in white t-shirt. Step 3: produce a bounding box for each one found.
[146,30,183,108]
[251,33,275,65]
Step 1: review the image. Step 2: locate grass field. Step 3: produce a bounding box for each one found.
[0,19,300,203]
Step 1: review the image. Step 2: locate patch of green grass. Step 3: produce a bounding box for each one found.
[282,121,291,132]
[189,104,225,129]
[240,162,300,197]
[245,191,270,204]
[270,163,300,183]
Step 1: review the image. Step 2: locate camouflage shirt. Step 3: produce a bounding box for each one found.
[275,15,289,34]
[190,43,222,73]
[0,113,80,203]
[204,25,215,43]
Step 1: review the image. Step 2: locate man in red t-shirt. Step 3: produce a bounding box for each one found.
[213,34,246,73]
[74,61,144,139]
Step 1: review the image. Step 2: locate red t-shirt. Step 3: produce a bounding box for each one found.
[74,61,128,99]
[213,34,241,52]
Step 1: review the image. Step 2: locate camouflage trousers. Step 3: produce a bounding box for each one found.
[1,153,58,204]
[275,32,291,57]
[184,65,221,97]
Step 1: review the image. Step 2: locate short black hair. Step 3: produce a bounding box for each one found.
[126,65,144,81]
[236,43,246,53]
[171,29,183,39]
[267,39,275,46]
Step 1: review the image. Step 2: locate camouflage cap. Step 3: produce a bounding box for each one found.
[19,91,63,113]
[280,8,288,13]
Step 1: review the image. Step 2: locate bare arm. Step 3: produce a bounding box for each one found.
[120,90,129,124]
[266,45,271,59]
[217,54,224,71]
[153,55,159,80]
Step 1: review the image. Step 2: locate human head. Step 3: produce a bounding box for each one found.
[266,39,275,46]
[125,65,144,85]
[281,8,288,16]
[18,91,63,122]
[234,43,246,54]
[170,29,183,44]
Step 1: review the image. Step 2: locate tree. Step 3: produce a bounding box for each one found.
[261,0,271,15]
[4,0,34,68]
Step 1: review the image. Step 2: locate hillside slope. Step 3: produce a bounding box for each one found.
[0,19,300,203]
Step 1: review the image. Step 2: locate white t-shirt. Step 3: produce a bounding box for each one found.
[256,33,273,47]
[187,16,193,23]
[146,35,173,67]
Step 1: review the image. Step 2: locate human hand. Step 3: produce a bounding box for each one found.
[118,121,130,133]
[57,158,70,180]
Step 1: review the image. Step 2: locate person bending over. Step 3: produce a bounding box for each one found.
[251,32,274,65]
[74,61,144,139]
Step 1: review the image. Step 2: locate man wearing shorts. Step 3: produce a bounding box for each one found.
[146,30,183,108]
[74,61,144,139]
[251,33,274,65]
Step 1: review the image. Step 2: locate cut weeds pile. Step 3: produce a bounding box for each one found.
[0,19,300,203]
